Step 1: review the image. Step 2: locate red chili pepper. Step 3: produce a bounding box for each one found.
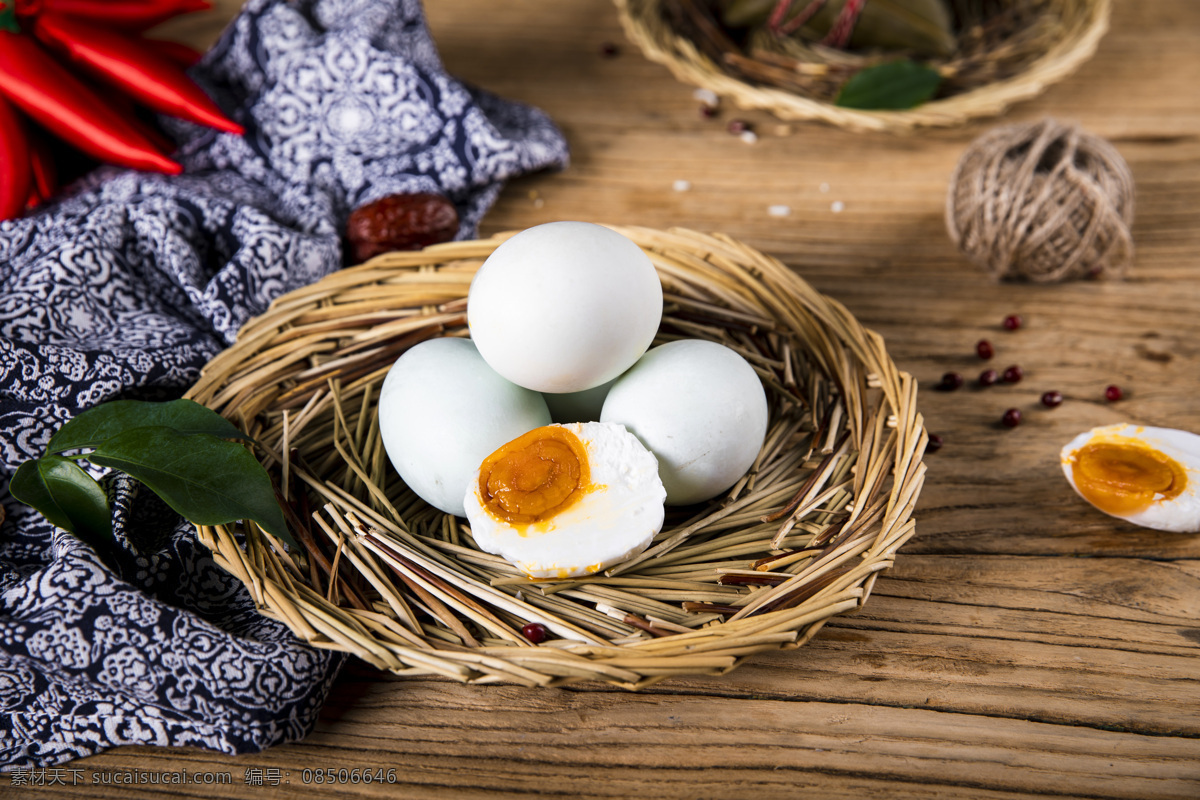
[0,93,33,220]
[143,38,203,69]
[0,30,180,174]
[32,12,243,135]
[36,0,211,30]
[10,0,37,20]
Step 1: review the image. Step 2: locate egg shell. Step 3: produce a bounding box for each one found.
[1060,423,1200,533]
[377,337,551,517]
[467,221,663,393]
[464,422,666,579]
[543,376,618,424]
[600,339,769,505]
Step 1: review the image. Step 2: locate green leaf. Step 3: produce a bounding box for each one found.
[85,427,296,550]
[835,60,942,109]
[9,456,112,544]
[0,4,19,35]
[48,398,252,454]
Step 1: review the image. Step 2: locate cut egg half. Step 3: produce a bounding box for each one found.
[464,422,666,579]
[1060,423,1200,533]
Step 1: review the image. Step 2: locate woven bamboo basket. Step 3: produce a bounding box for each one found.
[185,226,927,688]
[615,0,1110,133]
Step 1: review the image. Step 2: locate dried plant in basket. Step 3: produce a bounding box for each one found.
[615,0,1111,131]
[185,227,928,688]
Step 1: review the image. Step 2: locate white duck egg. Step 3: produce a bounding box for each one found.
[464,422,666,579]
[467,221,663,393]
[377,337,551,517]
[1060,423,1200,533]
[542,376,618,424]
[600,339,769,505]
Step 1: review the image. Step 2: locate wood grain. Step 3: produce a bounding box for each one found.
[14,0,1200,797]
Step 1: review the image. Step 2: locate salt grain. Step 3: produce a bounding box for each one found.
[831,200,845,213]
[768,205,791,217]
[692,88,720,107]
[740,130,758,144]
[673,180,692,192]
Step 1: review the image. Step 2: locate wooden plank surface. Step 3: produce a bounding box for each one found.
[13,0,1200,797]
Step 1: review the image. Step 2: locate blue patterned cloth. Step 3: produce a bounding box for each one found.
[0,0,568,768]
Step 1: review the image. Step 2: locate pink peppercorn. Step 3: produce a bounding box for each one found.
[938,372,964,391]
[522,623,548,643]
[1041,390,1064,408]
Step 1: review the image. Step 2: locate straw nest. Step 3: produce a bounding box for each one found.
[185,227,927,688]
[615,0,1110,132]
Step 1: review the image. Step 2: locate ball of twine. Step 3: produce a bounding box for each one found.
[946,118,1135,282]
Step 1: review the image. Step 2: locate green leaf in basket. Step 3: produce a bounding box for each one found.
[84,426,295,550]
[47,398,253,454]
[834,59,942,109]
[9,456,113,546]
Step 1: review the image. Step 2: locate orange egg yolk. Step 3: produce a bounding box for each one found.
[478,426,592,525]
[1069,440,1187,516]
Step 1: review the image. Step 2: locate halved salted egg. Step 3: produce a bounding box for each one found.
[464,422,666,579]
[1060,423,1200,533]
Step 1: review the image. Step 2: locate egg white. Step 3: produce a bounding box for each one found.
[464,421,666,579]
[1060,423,1200,533]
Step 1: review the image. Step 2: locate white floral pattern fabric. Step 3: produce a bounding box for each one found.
[0,0,568,769]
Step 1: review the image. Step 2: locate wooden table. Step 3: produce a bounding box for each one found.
[21,0,1200,797]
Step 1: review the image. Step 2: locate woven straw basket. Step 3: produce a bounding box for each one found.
[615,0,1111,133]
[185,227,927,688]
